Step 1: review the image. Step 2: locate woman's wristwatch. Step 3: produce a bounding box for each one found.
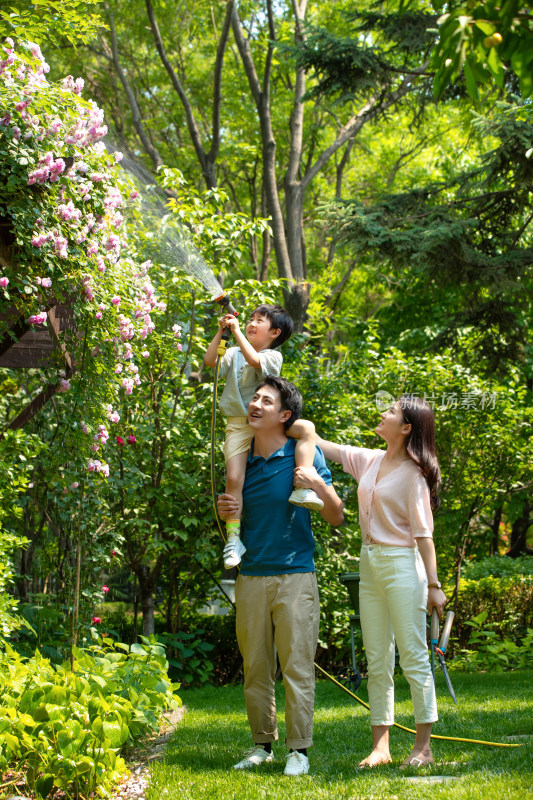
[427,581,441,589]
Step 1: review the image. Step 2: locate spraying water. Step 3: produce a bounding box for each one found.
[112,145,224,299]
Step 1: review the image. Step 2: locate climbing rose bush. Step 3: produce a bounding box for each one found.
[0,39,177,479]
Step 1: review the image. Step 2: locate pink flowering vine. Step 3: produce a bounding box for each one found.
[0,39,192,487]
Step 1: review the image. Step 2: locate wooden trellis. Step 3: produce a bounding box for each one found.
[0,220,76,430]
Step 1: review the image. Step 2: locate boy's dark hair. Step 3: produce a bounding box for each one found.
[252,304,293,348]
[256,375,302,431]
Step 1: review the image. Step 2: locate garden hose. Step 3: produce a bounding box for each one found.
[210,348,227,544]
[210,291,239,544]
[207,301,522,751]
[314,662,522,748]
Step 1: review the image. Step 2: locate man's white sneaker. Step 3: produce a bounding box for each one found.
[233,745,274,769]
[288,488,324,511]
[223,535,246,569]
[284,751,309,776]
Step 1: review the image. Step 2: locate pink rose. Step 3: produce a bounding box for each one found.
[28,311,47,325]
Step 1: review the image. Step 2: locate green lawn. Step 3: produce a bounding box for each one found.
[147,670,533,800]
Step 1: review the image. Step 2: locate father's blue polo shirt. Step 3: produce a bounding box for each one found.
[239,438,332,576]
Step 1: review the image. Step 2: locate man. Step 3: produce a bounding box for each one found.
[218,376,344,777]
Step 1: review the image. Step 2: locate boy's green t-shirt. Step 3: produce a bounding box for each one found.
[218,346,283,417]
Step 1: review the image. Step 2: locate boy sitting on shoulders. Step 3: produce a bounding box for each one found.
[204,303,322,569]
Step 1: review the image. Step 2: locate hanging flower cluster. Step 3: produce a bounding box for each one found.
[0,39,184,480]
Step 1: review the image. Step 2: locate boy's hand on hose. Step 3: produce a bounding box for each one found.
[218,314,239,333]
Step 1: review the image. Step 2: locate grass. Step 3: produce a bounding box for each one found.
[147,670,533,800]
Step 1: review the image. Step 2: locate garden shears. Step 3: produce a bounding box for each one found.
[430,608,457,704]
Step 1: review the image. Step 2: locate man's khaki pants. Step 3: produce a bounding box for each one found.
[235,572,320,750]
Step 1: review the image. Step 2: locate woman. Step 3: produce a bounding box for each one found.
[317,395,446,768]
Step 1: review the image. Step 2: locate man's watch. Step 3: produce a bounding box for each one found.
[428,581,441,589]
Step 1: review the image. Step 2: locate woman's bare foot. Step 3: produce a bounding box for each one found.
[399,751,434,769]
[400,722,435,769]
[358,749,393,768]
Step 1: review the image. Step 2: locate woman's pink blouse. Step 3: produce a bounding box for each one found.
[340,445,433,547]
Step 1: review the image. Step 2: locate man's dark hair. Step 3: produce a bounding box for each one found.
[252,304,293,348]
[256,375,302,430]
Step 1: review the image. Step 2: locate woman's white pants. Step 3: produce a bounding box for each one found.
[359,543,438,726]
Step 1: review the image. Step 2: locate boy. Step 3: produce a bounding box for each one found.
[204,304,323,569]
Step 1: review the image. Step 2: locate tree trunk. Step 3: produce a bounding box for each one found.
[489,504,503,556]
[166,565,175,631]
[139,564,156,636]
[283,281,310,332]
[108,14,164,170]
[133,574,139,643]
[507,499,532,557]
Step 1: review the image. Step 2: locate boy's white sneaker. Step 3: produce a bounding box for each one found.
[288,488,324,511]
[284,751,309,776]
[223,535,246,569]
[233,745,274,769]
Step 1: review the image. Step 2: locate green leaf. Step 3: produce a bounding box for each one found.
[463,58,479,100]
[474,20,494,36]
[2,731,19,751]
[35,774,55,798]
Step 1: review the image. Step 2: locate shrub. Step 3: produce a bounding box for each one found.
[451,611,533,672]
[461,555,533,580]
[192,612,241,685]
[441,561,533,672]
[0,635,180,798]
[153,612,241,686]
[156,630,215,686]
[451,573,533,650]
